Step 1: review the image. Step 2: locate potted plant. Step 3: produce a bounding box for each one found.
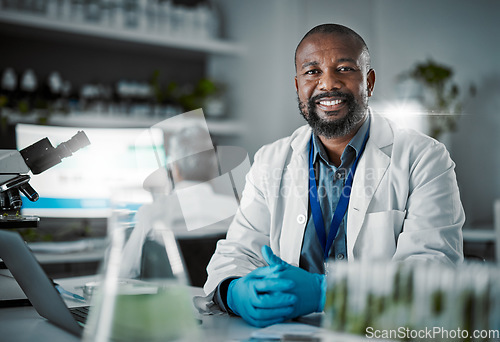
[399,59,475,140]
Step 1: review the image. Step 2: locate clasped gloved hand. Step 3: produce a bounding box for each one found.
[261,245,326,319]
[227,264,298,327]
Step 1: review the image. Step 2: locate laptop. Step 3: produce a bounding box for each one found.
[0,229,89,336]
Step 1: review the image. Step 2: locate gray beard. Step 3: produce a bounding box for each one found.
[298,92,367,139]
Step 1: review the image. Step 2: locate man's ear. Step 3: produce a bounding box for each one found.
[294,76,298,92]
[367,69,375,97]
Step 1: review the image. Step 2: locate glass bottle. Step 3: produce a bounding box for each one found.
[82,184,199,342]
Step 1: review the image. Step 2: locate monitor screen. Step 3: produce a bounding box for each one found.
[16,124,166,218]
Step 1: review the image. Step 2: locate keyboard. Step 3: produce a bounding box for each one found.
[69,306,90,325]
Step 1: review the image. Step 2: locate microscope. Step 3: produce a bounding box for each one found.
[0,130,90,228]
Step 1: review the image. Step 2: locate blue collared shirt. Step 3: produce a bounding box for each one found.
[299,116,371,274]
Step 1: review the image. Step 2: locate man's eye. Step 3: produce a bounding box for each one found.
[338,66,355,72]
[305,69,320,75]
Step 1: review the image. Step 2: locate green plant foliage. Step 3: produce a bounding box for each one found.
[400,59,476,139]
[149,70,223,112]
[0,95,7,108]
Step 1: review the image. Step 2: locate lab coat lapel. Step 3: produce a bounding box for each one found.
[347,114,392,258]
[280,126,311,265]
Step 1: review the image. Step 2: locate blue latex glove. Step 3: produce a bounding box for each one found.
[227,264,298,327]
[261,245,326,318]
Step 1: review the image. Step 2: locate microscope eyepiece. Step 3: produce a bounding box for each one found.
[67,131,91,152]
[55,131,91,159]
[20,131,91,175]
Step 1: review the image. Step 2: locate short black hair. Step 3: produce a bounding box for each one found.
[294,23,371,70]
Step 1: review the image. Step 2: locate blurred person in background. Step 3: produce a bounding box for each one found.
[120,123,238,281]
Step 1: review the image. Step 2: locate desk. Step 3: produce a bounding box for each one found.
[0,274,369,341]
[0,275,92,342]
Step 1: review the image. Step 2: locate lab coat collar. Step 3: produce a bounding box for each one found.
[288,123,312,211]
[347,110,393,258]
[290,124,312,155]
[367,108,393,149]
[282,126,311,265]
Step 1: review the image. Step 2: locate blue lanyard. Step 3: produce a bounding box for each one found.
[308,126,370,260]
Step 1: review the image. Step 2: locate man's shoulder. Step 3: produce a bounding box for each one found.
[374,114,440,147]
[374,114,449,161]
[392,122,441,150]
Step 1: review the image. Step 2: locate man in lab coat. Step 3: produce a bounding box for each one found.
[203,24,464,327]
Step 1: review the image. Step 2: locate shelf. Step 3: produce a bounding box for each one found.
[462,225,496,243]
[0,10,245,138]
[4,112,244,136]
[0,11,245,56]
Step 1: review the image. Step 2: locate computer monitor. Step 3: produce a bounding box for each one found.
[15,123,166,218]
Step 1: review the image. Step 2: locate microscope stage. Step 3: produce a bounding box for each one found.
[0,214,40,229]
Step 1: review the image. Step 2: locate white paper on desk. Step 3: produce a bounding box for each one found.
[251,323,320,339]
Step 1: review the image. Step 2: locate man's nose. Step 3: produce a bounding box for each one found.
[318,70,342,91]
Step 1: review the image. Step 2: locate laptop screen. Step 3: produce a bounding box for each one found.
[0,230,83,336]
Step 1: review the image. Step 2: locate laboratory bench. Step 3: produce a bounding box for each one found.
[0,272,371,342]
[1,230,498,341]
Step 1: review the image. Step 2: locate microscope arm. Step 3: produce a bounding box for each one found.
[0,150,34,210]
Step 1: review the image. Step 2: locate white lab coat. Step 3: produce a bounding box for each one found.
[204,112,465,294]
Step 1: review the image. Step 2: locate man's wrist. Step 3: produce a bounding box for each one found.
[213,277,239,314]
[226,278,239,315]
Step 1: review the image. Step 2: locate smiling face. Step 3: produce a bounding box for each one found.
[295,32,375,139]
